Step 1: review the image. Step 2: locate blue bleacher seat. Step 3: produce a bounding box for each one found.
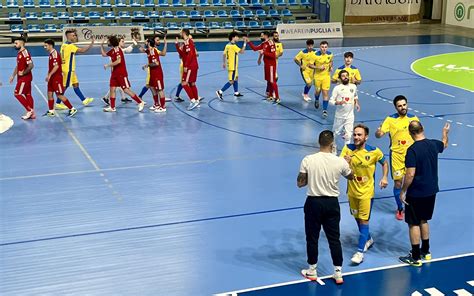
[230,10,240,17]
[243,10,253,17]
[85,0,96,7]
[144,0,155,6]
[198,0,209,6]
[166,22,179,30]
[281,8,292,16]
[88,11,100,19]
[288,0,297,5]
[55,0,66,7]
[7,0,19,8]
[23,0,36,8]
[216,10,227,17]
[104,11,116,19]
[262,0,272,6]
[8,12,21,20]
[148,11,159,18]
[57,11,70,19]
[222,21,233,29]
[153,22,164,30]
[190,10,201,18]
[119,11,131,18]
[300,0,309,5]
[209,22,220,29]
[275,0,285,6]
[73,11,86,19]
[70,0,82,7]
[108,22,118,26]
[287,19,295,23]
[235,21,246,29]
[133,11,146,18]
[158,0,168,6]
[39,0,51,7]
[256,9,266,17]
[101,0,112,7]
[115,0,127,6]
[42,12,55,19]
[274,20,282,26]
[212,0,223,6]
[262,20,272,29]
[11,25,24,33]
[172,0,182,6]
[59,23,69,29]
[249,20,260,28]
[122,22,133,26]
[91,22,103,26]
[185,0,195,6]
[162,10,173,18]
[224,0,235,6]
[27,24,41,32]
[130,0,141,6]
[195,21,207,29]
[44,24,57,32]
[268,9,279,17]
[26,12,39,19]
[238,0,248,6]
[250,0,261,6]
[141,22,151,30]
[181,22,192,29]
[176,10,187,17]
[204,10,215,17]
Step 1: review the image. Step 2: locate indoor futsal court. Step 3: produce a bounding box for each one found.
[1,37,473,295]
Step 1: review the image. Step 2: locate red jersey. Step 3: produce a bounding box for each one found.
[248,40,276,66]
[183,38,198,69]
[107,47,128,77]
[146,47,163,77]
[48,49,63,81]
[16,48,33,81]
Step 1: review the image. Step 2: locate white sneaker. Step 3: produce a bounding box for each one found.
[138,101,145,112]
[21,110,33,120]
[154,107,166,113]
[103,107,117,112]
[301,266,317,281]
[302,93,311,102]
[351,251,364,264]
[333,267,343,285]
[149,105,159,111]
[187,99,199,111]
[364,238,374,252]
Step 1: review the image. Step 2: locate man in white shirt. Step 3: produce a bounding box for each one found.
[297,130,354,285]
[329,70,360,151]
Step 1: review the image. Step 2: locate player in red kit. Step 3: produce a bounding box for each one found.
[175,29,200,111]
[9,37,35,120]
[142,37,167,113]
[244,32,280,104]
[42,39,77,117]
[100,35,145,112]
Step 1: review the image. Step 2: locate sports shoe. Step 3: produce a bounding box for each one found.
[68,108,78,117]
[174,96,184,102]
[364,238,374,252]
[302,93,311,102]
[155,107,166,113]
[55,103,68,110]
[396,210,404,221]
[187,99,199,111]
[21,110,33,120]
[198,96,205,102]
[351,252,364,264]
[301,266,317,281]
[314,100,320,109]
[421,251,432,261]
[82,97,94,106]
[138,101,145,112]
[399,253,422,267]
[121,98,133,103]
[102,97,110,106]
[149,105,159,111]
[274,98,281,104]
[43,110,55,117]
[234,92,243,97]
[103,107,117,112]
[333,267,343,285]
[266,96,273,102]
[322,110,328,119]
[216,90,224,101]
[30,111,36,119]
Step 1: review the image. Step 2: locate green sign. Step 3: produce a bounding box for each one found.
[454,2,465,21]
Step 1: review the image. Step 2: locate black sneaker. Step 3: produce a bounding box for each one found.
[234,92,243,97]
[102,97,110,106]
[399,253,422,267]
[121,98,133,103]
[322,110,328,119]
[421,251,432,261]
[314,100,320,109]
[175,96,184,102]
[216,90,224,101]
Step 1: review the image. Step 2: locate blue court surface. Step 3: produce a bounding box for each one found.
[0,41,473,295]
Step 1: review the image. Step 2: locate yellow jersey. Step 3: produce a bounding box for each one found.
[380,113,420,154]
[275,42,283,59]
[332,65,362,83]
[314,50,333,77]
[60,42,79,73]
[340,144,386,199]
[224,42,241,71]
[294,49,317,70]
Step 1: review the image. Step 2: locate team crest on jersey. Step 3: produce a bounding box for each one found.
[350,89,354,93]
[365,155,370,161]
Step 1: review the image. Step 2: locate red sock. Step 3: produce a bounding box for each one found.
[63,99,73,109]
[266,82,271,93]
[160,95,165,108]
[110,97,116,109]
[267,82,274,97]
[14,94,30,111]
[183,85,194,100]
[48,99,54,110]
[132,94,142,104]
[272,83,279,99]
[153,94,159,106]
[191,85,199,100]
[26,94,34,109]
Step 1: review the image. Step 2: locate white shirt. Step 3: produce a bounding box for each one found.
[329,83,358,119]
[299,152,352,197]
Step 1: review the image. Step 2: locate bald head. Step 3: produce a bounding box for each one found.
[409,121,424,136]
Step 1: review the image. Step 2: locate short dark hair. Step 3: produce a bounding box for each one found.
[338,70,349,79]
[182,28,191,36]
[393,95,407,106]
[13,36,26,43]
[306,39,314,46]
[354,123,369,135]
[228,31,239,41]
[319,130,334,147]
[344,51,354,58]
[44,39,55,46]
[109,35,119,47]
[147,38,155,47]
[320,40,328,46]
[262,31,270,37]
[65,29,76,36]
[408,121,424,135]
[272,31,278,36]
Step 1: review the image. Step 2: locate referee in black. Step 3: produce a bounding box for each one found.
[399,121,450,266]
[297,130,353,284]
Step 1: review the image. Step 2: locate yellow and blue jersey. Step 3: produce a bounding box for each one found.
[380,113,420,154]
[60,42,78,73]
[294,49,317,70]
[314,50,333,77]
[275,42,283,59]
[224,42,241,71]
[332,65,362,83]
[340,144,386,199]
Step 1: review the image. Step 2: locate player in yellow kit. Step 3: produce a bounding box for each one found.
[294,39,317,102]
[313,40,333,118]
[341,124,388,265]
[273,31,283,79]
[375,95,420,220]
[55,29,94,110]
[332,52,362,85]
[216,32,246,100]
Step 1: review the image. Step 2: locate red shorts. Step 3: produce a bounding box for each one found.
[182,67,198,83]
[110,75,131,89]
[48,78,64,95]
[264,64,277,83]
[149,74,164,90]
[15,79,32,95]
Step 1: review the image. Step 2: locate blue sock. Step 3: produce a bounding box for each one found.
[393,187,403,210]
[233,81,239,93]
[175,84,183,97]
[323,100,329,111]
[56,97,61,104]
[314,93,320,101]
[138,86,148,98]
[304,85,311,94]
[221,82,232,92]
[73,87,86,102]
[358,224,370,252]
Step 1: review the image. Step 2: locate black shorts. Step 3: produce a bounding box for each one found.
[405,195,436,225]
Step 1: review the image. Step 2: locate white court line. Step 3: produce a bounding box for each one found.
[425,287,445,296]
[215,253,474,296]
[468,280,474,286]
[433,90,456,98]
[454,289,472,296]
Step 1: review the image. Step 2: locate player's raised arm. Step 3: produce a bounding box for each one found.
[100,39,108,57]
[77,36,95,53]
[159,37,167,56]
[442,123,450,148]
